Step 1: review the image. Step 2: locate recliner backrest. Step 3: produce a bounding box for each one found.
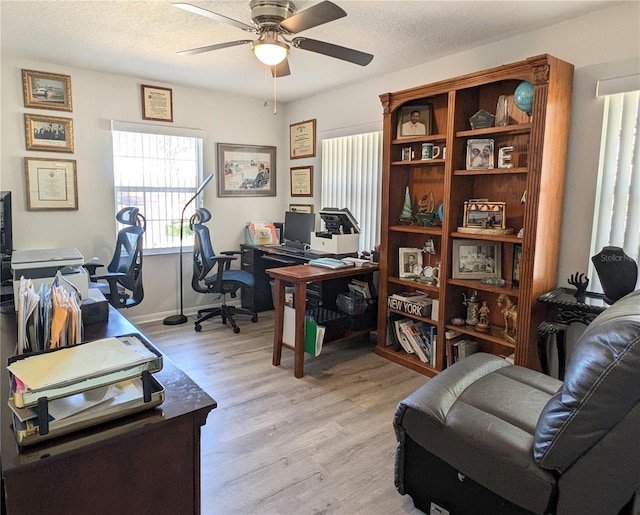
[533,289,640,472]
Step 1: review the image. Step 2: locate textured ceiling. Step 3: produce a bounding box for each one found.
[1,0,621,103]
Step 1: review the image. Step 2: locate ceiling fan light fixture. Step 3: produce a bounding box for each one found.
[252,38,289,66]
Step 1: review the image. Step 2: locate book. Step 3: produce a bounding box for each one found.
[402,321,430,363]
[393,318,415,354]
[308,258,356,269]
[387,295,433,318]
[391,291,429,302]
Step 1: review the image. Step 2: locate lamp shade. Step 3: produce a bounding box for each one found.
[252,39,288,66]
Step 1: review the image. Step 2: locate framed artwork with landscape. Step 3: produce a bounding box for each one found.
[22,69,72,111]
[217,143,276,197]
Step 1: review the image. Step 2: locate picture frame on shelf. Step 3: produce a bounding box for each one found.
[141,84,173,122]
[217,143,276,197]
[290,166,313,197]
[24,157,78,211]
[452,239,502,280]
[289,204,313,214]
[22,69,72,111]
[513,244,522,286]
[289,119,316,159]
[396,104,432,138]
[463,201,506,229]
[466,139,494,170]
[24,114,74,153]
[399,247,423,278]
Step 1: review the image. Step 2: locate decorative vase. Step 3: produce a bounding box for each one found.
[398,186,414,224]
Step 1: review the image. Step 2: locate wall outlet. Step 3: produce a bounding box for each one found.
[430,503,450,515]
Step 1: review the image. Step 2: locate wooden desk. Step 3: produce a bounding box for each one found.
[267,262,378,378]
[1,307,216,515]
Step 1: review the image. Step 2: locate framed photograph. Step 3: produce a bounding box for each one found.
[25,114,74,153]
[22,69,72,111]
[141,84,173,122]
[513,244,522,286]
[217,143,276,197]
[24,157,78,211]
[290,166,313,197]
[463,201,507,229]
[289,119,316,159]
[396,104,432,139]
[399,247,423,278]
[452,239,502,280]
[466,139,495,170]
[289,204,314,214]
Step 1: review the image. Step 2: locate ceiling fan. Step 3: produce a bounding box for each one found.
[173,0,374,77]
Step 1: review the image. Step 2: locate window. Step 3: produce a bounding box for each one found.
[589,76,639,290]
[111,121,205,253]
[321,131,383,253]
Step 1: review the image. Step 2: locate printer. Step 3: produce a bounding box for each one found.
[310,207,361,255]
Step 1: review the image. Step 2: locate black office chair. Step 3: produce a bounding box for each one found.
[86,207,146,309]
[190,207,257,333]
[591,246,638,304]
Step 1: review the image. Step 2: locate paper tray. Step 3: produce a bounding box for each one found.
[12,375,165,447]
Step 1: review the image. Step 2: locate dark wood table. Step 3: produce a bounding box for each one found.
[1,307,216,515]
[267,262,378,378]
[536,287,608,379]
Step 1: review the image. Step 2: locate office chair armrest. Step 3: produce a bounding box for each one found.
[90,272,128,308]
[83,262,105,275]
[215,254,238,271]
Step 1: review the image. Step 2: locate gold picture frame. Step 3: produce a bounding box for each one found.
[289,119,316,159]
[25,114,74,153]
[24,157,78,211]
[22,69,72,111]
[141,84,173,122]
[289,204,314,214]
[290,166,313,197]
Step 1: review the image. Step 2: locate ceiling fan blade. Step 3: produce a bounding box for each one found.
[177,40,253,56]
[271,59,291,78]
[292,37,373,66]
[279,1,346,34]
[172,3,256,32]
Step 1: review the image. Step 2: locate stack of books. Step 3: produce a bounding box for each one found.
[387,291,433,318]
[387,313,437,367]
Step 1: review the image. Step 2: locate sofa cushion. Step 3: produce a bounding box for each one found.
[533,289,640,472]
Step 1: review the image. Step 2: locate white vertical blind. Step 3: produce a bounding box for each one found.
[321,132,383,253]
[589,89,640,290]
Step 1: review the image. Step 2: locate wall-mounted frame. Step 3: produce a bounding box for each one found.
[22,69,72,111]
[466,139,494,170]
[452,239,502,280]
[396,104,432,138]
[24,157,78,211]
[217,143,276,197]
[463,201,506,229]
[289,204,314,213]
[141,84,173,122]
[289,119,316,159]
[399,247,423,278]
[513,244,522,287]
[290,166,313,197]
[25,114,74,153]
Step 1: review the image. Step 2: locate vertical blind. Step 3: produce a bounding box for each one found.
[589,85,640,290]
[321,131,383,253]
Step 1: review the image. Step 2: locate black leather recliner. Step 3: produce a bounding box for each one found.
[394,289,640,515]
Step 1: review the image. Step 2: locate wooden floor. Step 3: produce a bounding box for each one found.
[139,311,427,515]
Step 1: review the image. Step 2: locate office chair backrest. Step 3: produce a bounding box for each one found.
[108,207,146,305]
[190,207,215,289]
[591,246,638,304]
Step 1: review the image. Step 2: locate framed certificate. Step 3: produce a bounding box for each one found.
[290,166,313,197]
[289,119,316,159]
[24,157,78,211]
[141,84,173,122]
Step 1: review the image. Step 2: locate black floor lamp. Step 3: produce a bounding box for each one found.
[163,173,214,325]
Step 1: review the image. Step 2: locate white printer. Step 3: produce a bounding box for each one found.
[310,207,361,255]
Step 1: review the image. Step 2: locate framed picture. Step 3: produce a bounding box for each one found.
[396,104,432,138]
[399,247,423,278]
[466,139,495,170]
[217,143,276,197]
[463,201,506,229]
[25,114,74,153]
[452,239,502,280]
[141,84,173,122]
[22,69,72,111]
[24,157,78,211]
[289,204,314,213]
[289,119,316,159]
[290,166,313,197]
[513,244,522,286]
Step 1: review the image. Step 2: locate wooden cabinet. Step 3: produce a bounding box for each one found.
[375,55,574,376]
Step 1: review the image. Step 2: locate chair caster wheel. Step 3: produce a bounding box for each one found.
[251,316,258,323]
[233,326,240,334]
[195,324,202,332]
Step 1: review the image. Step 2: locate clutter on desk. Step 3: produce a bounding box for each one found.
[244,221,278,245]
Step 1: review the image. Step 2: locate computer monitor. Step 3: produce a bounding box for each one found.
[319,207,360,235]
[0,191,12,257]
[283,211,315,250]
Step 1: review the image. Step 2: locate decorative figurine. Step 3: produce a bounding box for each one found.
[475,301,490,332]
[496,294,517,342]
[567,271,589,303]
[463,290,480,327]
[415,191,437,227]
[498,145,514,168]
[398,186,415,225]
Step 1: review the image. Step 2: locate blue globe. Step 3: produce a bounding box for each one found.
[514,81,534,114]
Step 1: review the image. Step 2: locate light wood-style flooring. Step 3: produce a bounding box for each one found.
[138,311,427,515]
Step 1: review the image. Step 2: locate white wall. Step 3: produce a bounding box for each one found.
[3,2,639,323]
